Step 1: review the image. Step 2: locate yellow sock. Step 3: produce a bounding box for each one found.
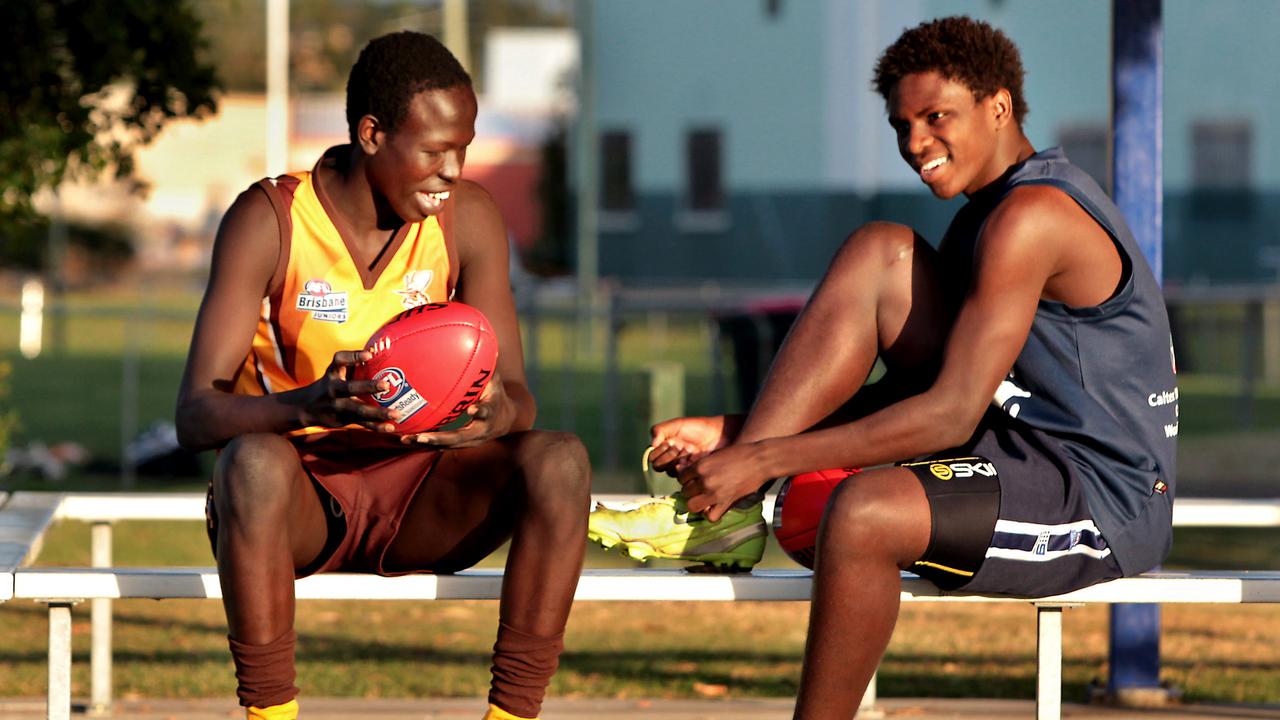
[483,704,538,720]
[247,699,298,720]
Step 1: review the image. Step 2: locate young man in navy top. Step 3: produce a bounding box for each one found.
[589,16,1177,718]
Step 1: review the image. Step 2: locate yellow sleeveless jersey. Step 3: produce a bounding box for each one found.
[232,156,455,436]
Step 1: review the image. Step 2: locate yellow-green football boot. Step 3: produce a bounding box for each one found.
[587,492,766,572]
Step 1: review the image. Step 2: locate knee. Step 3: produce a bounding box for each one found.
[819,475,904,560]
[833,221,918,272]
[213,433,298,519]
[512,431,591,503]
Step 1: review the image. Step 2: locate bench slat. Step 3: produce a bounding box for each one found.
[1171,498,1280,527]
[0,492,63,571]
[48,492,1280,528]
[0,491,12,601]
[15,567,1280,604]
[55,493,207,522]
[0,492,64,603]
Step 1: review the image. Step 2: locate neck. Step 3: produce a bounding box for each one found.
[966,131,1036,198]
[322,145,401,232]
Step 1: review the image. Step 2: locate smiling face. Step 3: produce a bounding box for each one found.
[887,71,1014,199]
[361,84,478,222]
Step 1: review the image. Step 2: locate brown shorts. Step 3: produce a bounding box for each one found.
[206,431,442,578]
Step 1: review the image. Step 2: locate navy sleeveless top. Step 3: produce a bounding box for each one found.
[939,147,1178,576]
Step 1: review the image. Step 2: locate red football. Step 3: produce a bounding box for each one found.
[772,467,861,569]
[354,302,498,435]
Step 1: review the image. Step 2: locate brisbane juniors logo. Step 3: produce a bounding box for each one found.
[296,279,349,323]
[370,367,427,420]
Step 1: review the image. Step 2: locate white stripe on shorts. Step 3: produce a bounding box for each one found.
[993,518,1102,536]
[985,544,1113,562]
[984,518,1112,563]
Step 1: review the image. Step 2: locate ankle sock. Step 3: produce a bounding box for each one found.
[228,629,299,710]
[487,621,562,719]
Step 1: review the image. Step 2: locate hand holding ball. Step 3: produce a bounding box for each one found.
[354,302,498,435]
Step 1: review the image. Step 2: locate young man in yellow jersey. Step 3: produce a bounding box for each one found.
[176,32,588,720]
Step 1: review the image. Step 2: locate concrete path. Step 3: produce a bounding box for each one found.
[2,697,1279,719]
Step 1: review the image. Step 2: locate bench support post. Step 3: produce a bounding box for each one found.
[90,521,113,715]
[48,601,74,720]
[1036,605,1064,720]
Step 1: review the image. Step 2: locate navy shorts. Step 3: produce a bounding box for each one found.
[900,410,1123,597]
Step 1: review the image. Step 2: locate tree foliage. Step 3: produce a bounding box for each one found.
[0,0,219,242]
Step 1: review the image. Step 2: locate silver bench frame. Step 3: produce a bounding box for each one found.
[5,491,1280,720]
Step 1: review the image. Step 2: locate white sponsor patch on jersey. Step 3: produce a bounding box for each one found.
[296,279,348,323]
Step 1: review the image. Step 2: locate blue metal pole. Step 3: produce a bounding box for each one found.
[1109,0,1165,699]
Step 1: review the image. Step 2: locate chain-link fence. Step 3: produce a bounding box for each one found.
[2,281,1278,494]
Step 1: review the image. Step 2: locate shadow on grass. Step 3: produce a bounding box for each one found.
[8,603,1280,702]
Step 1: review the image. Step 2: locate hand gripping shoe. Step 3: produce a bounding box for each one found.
[587,492,766,572]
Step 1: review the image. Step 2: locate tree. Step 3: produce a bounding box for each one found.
[0,0,219,252]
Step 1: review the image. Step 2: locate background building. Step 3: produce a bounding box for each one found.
[586,0,1280,286]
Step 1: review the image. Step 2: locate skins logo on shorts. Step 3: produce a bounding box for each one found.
[927,459,998,481]
[296,279,349,323]
[370,367,427,420]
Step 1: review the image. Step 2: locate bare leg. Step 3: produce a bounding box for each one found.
[213,433,329,642]
[211,433,330,707]
[738,222,953,444]
[384,430,591,717]
[708,222,952,717]
[794,467,932,720]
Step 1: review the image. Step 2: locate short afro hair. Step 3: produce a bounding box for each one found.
[873,16,1028,125]
[346,31,472,143]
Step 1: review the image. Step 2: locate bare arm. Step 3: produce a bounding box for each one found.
[683,186,1079,518]
[405,180,535,446]
[174,187,392,450]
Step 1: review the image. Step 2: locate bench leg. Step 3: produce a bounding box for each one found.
[48,602,73,720]
[90,521,113,715]
[1036,606,1063,720]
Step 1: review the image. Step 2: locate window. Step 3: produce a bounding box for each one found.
[1191,120,1253,218]
[1192,120,1252,189]
[686,128,724,213]
[600,130,634,213]
[1057,124,1109,190]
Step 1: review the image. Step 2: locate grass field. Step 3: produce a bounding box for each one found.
[2,520,1280,704]
[3,294,1280,704]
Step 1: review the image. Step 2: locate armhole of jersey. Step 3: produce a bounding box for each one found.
[442,215,460,298]
[253,178,295,379]
[1015,179,1136,313]
[254,178,293,300]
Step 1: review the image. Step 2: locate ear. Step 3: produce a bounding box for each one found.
[991,88,1014,129]
[357,114,383,155]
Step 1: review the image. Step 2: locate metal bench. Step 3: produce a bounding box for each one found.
[5,491,1280,720]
